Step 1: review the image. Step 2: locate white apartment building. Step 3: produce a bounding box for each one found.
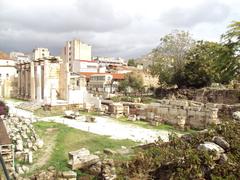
[93,56,126,67]
[0,58,17,98]
[87,73,124,93]
[10,51,31,62]
[33,48,50,60]
[63,40,96,73]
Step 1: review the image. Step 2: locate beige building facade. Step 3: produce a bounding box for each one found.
[33,48,50,60]
[0,58,17,98]
[63,40,92,73]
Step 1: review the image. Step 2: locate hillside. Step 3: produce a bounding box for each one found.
[135,51,155,69]
[0,51,9,59]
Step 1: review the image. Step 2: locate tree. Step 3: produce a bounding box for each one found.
[174,41,239,88]
[149,30,195,85]
[118,72,144,95]
[128,59,136,67]
[222,21,240,56]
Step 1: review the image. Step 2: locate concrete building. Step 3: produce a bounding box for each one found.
[93,56,126,67]
[0,58,17,98]
[10,52,31,62]
[33,48,50,60]
[62,40,94,73]
[81,72,124,93]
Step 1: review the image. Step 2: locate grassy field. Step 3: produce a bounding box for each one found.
[33,121,138,171]
[116,117,196,134]
[4,98,28,103]
[34,108,65,117]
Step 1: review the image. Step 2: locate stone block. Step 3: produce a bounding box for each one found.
[62,171,77,178]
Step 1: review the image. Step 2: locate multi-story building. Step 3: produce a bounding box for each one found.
[10,51,31,62]
[32,48,50,60]
[93,56,126,67]
[62,40,97,73]
[82,73,124,93]
[0,58,17,98]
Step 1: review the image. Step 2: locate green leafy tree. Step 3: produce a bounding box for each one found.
[222,21,240,81]
[174,40,240,88]
[128,59,136,67]
[222,21,240,55]
[149,30,195,85]
[118,72,144,95]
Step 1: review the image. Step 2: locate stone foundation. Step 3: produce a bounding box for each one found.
[155,88,240,104]
[127,100,220,130]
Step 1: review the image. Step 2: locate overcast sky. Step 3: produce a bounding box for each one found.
[0,0,239,58]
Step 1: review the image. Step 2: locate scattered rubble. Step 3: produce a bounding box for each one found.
[232,111,240,121]
[68,148,100,170]
[3,115,43,176]
[68,148,117,179]
[212,136,230,150]
[16,102,42,112]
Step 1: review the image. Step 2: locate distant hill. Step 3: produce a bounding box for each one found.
[135,51,155,69]
[0,51,9,59]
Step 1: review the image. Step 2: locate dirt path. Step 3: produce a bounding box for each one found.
[29,128,57,172]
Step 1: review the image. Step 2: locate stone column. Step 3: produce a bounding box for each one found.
[30,61,35,101]
[25,66,29,99]
[21,65,25,97]
[36,63,42,101]
[17,64,21,97]
[43,60,49,103]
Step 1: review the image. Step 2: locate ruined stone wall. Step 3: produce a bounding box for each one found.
[155,88,240,104]
[141,100,219,129]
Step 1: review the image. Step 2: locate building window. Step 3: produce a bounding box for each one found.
[6,73,9,77]
[76,80,80,86]
[42,53,45,56]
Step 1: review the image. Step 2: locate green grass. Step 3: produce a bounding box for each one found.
[4,98,28,103]
[34,108,65,117]
[33,121,138,171]
[78,110,102,116]
[116,116,196,134]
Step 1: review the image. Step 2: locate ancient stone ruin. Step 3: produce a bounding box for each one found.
[68,148,117,179]
[141,99,220,129]
[2,115,44,177]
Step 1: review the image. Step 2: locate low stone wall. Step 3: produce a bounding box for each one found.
[136,100,220,129]
[155,88,240,104]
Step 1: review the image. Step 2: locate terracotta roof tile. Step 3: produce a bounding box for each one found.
[80,72,124,80]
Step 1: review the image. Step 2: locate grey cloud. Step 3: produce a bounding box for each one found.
[0,0,131,33]
[160,1,230,28]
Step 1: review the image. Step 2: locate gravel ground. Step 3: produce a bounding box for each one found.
[6,100,170,144]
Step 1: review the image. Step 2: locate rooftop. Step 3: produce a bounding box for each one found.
[80,72,125,80]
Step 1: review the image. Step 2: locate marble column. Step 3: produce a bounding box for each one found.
[17,64,21,97]
[21,65,25,97]
[36,63,42,101]
[43,60,49,103]
[25,66,29,98]
[30,61,35,101]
